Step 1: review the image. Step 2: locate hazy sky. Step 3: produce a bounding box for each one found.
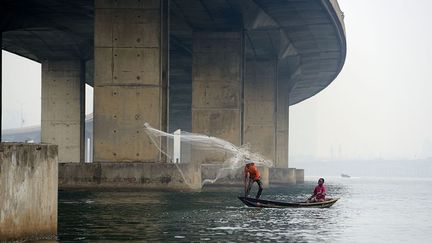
[290,0,432,161]
[1,51,94,128]
[2,52,42,128]
[2,0,432,160]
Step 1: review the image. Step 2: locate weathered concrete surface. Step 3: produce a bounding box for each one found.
[243,59,276,161]
[201,164,269,187]
[295,169,305,184]
[93,0,169,162]
[191,32,242,164]
[269,168,296,185]
[41,60,81,163]
[192,32,243,146]
[59,162,201,191]
[0,143,58,241]
[275,71,290,168]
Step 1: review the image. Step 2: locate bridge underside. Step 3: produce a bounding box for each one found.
[1,0,346,171]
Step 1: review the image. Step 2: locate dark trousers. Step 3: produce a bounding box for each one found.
[246,179,263,199]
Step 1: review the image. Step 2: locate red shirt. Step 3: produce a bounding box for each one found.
[314,185,326,200]
[244,164,261,181]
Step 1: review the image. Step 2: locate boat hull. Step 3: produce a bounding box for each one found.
[238,197,339,208]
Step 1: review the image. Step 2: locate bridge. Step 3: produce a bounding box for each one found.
[2,0,345,184]
[1,0,345,239]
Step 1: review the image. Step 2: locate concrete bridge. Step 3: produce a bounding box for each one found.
[1,1,345,239]
[1,0,346,181]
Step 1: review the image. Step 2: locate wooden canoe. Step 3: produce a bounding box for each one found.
[238,197,339,208]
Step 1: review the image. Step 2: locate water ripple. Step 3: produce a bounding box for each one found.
[58,178,432,242]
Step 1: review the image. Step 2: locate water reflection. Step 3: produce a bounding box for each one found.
[58,178,432,242]
[58,183,341,242]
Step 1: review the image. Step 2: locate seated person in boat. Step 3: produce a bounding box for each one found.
[308,178,326,202]
[244,159,263,199]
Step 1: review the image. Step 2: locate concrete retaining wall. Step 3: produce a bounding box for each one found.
[0,143,58,241]
[59,162,303,192]
[59,162,201,191]
[269,168,297,185]
[295,169,305,184]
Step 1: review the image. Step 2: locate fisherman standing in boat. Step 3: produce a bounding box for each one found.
[244,159,263,199]
[308,178,327,202]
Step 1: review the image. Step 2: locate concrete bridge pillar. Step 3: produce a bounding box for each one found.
[243,59,277,161]
[41,60,82,162]
[268,73,294,184]
[275,76,290,169]
[93,0,169,162]
[244,58,295,185]
[191,31,243,146]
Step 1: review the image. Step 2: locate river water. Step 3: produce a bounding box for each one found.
[57,177,432,242]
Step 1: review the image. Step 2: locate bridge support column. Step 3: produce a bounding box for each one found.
[93,0,169,162]
[191,32,243,163]
[41,60,82,162]
[243,59,277,161]
[276,77,289,169]
[269,72,295,184]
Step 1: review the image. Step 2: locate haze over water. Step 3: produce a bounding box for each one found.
[294,159,432,179]
[58,175,432,242]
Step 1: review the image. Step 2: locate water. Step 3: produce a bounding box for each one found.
[57,177,432,242]
[292,159,432,179]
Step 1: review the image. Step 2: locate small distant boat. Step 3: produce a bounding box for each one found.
[238,197,339,208]
[341,173,351,178]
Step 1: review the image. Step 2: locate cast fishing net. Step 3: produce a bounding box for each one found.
[143,123,273,188]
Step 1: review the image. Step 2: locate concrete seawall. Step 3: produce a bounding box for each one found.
[0,143,58,241]
[59,162,201,191]
[201,165,304,187]
[295,169,305,184]
[269,168,297,185]
[58,163,303,191]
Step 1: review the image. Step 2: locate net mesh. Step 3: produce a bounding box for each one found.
[143,123,273,187]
